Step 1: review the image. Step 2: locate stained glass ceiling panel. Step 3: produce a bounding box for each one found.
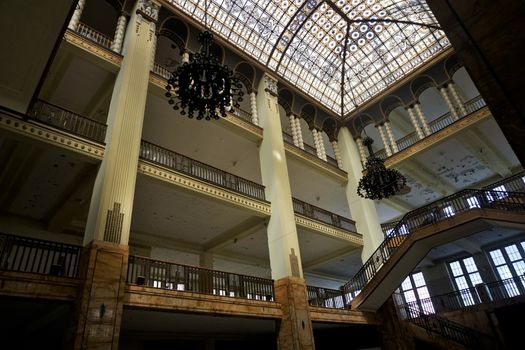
[167,0,449,117]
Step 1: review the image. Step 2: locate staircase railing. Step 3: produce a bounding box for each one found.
[0,233,81,278]
[398,301,481,348]
[373,95,486,160]
[127,255,275,301]
[343,188,525,294]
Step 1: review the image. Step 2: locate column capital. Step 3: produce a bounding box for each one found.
[136,0,161,23]
[262,74,278,96]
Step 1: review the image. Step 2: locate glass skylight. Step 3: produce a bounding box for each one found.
[167,0,449,117]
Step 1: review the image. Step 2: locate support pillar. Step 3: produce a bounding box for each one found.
[448,81,468,116]
[338,127,384,261]
[414,103,432,135]
[257,74,314,350]
[384,121,398,153]
[356,136,367,166]
[150,32,158,70]
[68,0,86,31]
[110,12,128,53]
[250,91,259,125]
[331,140,344,169]
[377,124,392,157]
[312,128,327,161]
[181,51,190,63]
[287,114,298,146]
[294,118,305,150]
[440,86,459,121]
[406,106,425,139]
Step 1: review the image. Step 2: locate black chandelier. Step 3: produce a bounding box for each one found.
[165,1,243,120]
[357,137,407,200]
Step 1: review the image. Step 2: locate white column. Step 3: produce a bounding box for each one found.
[288,114,299,147]
[384,121,399,153]
[440,86,459,121]
[257,73,305,280]
[111,13,128,53]
[294,117,305,149]
[68,0,87,31]
[377,124,392,157]
[314,129,327,161]
[181,51,190,63]
[84,0,160,245]
[356,137,368,165]
[406,106,425,139]
[250,91,259,126]
[338,128,384,261]
[448,82,467,116]
[331,140,344,168]
[414,103,432,136]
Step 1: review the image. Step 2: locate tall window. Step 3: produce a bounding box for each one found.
[489,241,525,297]
[486,184,508,201]
[399,271,435,315]
[448,257,483,306]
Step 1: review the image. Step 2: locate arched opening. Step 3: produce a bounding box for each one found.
[419,87,449,123]
[319,130,335,159]
[452,67,480,102]
[388,106,413,140]
[78,0,120,45]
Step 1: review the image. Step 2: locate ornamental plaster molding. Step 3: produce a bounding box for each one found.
[64,30,122,67]
[294,215,363,245]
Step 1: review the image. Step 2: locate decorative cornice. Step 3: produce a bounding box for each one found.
[384,106,491,168]
[283,142,347,182]
[136,0,160,23]
[63,30,122,67]
[0,114,105,159]
[138,161,272,216]
[294,215,363,245]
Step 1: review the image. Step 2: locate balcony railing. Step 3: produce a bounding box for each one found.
[343,187,525,294]
[76,22,114,50]
[0,233,81,278]
[293,198,357,232]
[28,100,107,143]
[307,285,348,309]
[373,95,487,160]
[127,255,275,301]
[380,171,525,237]
[402,276,525,315]
[140,140,266,201]
[152,62,172,80]
[231,108,253,123]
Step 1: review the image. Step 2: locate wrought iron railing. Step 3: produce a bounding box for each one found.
[402,275,525,315]
[28,100,107,143]
[140,140,266,201]
[397,301,481,349]
[307,285,347,309]
[293,198,357,232]
[343,189,525,294]
[127,255,275,301]
[379,171,525,238]
[0,233,81,278]
[76,22,114,50]
[152,62,172,80]
[373,95,487,160]
[231,108,253,123]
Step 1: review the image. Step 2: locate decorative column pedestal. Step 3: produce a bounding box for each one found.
[274,277,315,350]
[71,241,129,350]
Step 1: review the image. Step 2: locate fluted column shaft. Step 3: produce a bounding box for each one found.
[406,106,425,139]
[68,0,87,31]
[384,121,398,153]
[111,13,128,53]
[250,91,259,126]
[377,124,392,157]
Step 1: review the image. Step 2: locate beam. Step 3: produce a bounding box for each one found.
[303,246,361,270]
[129,230,203,254]
[203,217,267,252]
[459,128,513,177]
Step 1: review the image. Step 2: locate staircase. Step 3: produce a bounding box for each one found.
[343,172,525,311]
